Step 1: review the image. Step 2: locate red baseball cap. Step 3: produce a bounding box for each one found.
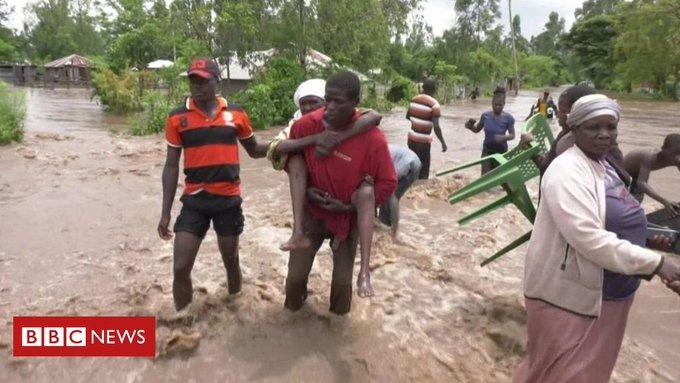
[187,58,220,79]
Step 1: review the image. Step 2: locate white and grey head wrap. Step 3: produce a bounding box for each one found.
[291,78,326,121]
[566,94,621,129]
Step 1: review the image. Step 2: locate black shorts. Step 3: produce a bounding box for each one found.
[173,192,244,238]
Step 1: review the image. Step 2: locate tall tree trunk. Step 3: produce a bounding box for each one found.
[299,0,306,70]
[508,0,519,95]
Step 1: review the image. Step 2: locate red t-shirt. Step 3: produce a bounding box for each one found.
[289,108,397,241]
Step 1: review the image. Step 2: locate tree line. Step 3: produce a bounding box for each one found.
[0,0,678,99]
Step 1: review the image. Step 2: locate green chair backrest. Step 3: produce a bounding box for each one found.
[515,114,555,181]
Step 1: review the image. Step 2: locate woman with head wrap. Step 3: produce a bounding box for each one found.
[266,79,382,281]
[514,94,680,382]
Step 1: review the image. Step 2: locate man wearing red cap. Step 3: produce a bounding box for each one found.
[158,58,269,311]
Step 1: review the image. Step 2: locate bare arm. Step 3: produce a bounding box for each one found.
[336,110,382,142]
[635,162,677,213]
[465,116,484,133]
[315,110,383,158]
[494,121,515,144]
[161,147,181,217]
[239,135,269,158]
[505,122,516,141]
[273,135,318,158]
[158,146,181,239]
[526,104,535,120]
[432,116,447,152]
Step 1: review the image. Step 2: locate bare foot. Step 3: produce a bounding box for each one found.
[356,272,374,298]
[280,231,312,251]
[226,264,242,295]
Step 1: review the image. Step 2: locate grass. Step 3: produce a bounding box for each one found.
[0,81,27,145]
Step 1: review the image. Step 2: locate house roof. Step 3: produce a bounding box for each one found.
[44,54,90,68]
[147,59,174,69]
[180,48,369,81]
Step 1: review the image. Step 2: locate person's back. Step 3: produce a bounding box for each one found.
[406,79,447,179]
[406,93,440,144]
[389,144,421,179]
[623,134,680,213]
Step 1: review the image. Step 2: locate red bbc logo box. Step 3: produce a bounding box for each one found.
[13,317,155,358]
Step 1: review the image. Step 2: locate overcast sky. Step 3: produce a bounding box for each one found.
[5,0,584,39]
[422,0,584,38]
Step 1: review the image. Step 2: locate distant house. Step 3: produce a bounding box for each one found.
[180,48,368,95]
[12,63,37,85]
[147,59,174,69]
[44,54,90,84]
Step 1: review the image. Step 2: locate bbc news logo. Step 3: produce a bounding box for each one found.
[13,317,155,357]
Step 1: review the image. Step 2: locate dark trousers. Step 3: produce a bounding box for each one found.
[285,211,359,315]
[407,140,431,179]
[481,143,508,175]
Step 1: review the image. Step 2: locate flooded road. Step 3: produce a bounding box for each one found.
[0,87,678,382]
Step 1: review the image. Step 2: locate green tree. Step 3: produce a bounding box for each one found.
[25,0,103,60]
[467,47,504,86]
[506,15,529,54]
[574,0,622,21]
[519,55,563,87]
[563,15,617,88]
[531,11,565,57]
[0,0,20,62]
[315,0,390,71]
[103,0,177,69]
[454,0,500,43]
[613,0,680,97]
[379,0,422,38]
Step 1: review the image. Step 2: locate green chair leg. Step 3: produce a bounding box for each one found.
[448,167,519,204]
[480,230,532,267]
[510,184,537,223]
[458,194,512,225]
[436,154,506,177]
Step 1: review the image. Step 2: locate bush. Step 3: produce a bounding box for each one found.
[231,84,277,130]
[90,67,141,113]
[130,91,173,136]
[385,75,417,103]
[361,82,394,113]
[0,81,26,145]
[231,57,306,129]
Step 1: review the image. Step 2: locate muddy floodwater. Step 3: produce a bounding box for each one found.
[1,87,678,382]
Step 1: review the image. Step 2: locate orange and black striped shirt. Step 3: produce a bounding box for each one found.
[165,96,254,197]
[406,94,441,144]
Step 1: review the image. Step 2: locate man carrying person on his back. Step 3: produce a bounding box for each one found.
[284,71,397,315]
[406,79,448,179]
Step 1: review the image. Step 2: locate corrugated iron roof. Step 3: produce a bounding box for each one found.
[44,54,90,68]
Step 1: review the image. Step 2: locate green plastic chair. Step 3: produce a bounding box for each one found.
[436,114,555,265]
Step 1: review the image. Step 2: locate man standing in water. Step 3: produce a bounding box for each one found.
[285,71,396,314]
[406,79,447,179]
[624,133,680,216]
[158,58,269,311]
[527,89,557,119]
